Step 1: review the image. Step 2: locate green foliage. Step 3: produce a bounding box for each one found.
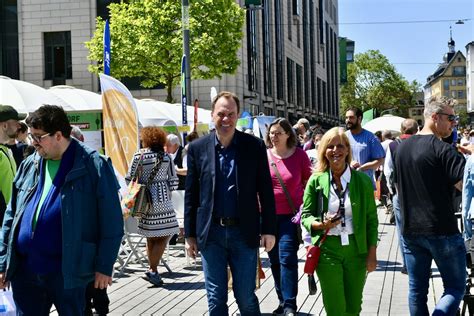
[340,50,421,118]
[85,0,245,102]
[457,107,470,127]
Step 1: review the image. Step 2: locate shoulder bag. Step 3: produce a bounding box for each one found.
[121,152,162,219]
[268,151,304,244]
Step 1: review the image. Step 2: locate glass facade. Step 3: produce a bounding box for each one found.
[0,0,19,79]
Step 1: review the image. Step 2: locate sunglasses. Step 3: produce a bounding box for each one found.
[28,132,51,143]
[437,112,459,122]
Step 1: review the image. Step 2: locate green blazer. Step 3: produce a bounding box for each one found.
[301,169,378,254]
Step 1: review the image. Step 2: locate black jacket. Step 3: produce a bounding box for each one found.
[184,130,276,249]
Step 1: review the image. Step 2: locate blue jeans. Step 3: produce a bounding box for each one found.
[11,270,86,316]
[404,234,466,316]
[268,215,299,311]
[393,194,407,269]
[200,223,260,316]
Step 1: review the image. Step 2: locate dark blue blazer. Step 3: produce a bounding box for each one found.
[184,130,276,249]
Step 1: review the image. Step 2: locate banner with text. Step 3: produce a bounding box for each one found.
[100,73,139,177]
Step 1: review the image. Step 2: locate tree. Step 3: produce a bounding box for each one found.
[340,50,420,117]
[86,0,245,102]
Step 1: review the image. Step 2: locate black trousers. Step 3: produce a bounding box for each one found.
[85,281,110,315]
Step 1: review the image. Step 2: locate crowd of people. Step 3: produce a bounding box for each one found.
[0,92,472,316]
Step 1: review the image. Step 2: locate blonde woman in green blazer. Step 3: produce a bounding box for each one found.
[301,127,378,316]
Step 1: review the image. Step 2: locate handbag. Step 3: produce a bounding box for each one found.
[268,152,304,244]
[122,152,162,218]
[303,228,330,274]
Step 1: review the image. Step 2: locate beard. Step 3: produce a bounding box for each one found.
[6,130,18,139]
[345,121,359,130]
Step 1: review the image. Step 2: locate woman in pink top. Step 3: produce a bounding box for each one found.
[265,118,312,315]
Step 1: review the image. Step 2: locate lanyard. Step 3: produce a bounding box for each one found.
[330,179,349,228]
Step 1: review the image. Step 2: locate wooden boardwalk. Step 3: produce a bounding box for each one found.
[56,206,450,315]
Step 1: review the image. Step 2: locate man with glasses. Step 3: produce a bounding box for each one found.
[0,105,26,223]
[0,105,123,315]
[394,96,469,315]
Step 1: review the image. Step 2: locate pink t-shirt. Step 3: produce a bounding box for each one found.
[268,147,313,215]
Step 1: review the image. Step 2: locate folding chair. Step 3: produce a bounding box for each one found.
[167,190,190,266]
[115,217,172,277]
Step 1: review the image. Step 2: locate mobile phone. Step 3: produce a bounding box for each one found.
[330,215,342,223]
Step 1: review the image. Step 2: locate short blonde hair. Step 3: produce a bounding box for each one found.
[317,127,352,172]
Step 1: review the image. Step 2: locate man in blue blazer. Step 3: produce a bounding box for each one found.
[185,91,276,316]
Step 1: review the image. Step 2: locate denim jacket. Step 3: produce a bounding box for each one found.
[0,139,124,289]
[463,155,474,240]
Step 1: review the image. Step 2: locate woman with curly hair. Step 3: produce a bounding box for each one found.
[126,126,179,286]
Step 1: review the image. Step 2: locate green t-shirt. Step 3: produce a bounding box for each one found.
[32,159,61,230]
[0,145,16,207]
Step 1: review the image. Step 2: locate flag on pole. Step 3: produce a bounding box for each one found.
[193,99,199,132]
[181,55,188,126]
[103,20,111,75]
[100,73,139,177]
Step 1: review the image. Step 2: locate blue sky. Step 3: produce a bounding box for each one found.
[338,0,473,87]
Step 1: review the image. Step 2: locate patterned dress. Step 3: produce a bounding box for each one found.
[126,149,180,237]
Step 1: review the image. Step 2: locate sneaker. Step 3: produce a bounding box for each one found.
[272,304,284,316]
[141,271,152,282]
[307,274,317,295]
[284,308,297,316]
[147,271,164,286]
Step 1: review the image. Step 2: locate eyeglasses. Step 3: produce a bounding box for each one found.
[437,112,459,122]
[269,131,286,136]
[28,132,51,143]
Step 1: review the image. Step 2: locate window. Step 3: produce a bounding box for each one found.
[443,79,450,90]
[1,0,20,79]
[458,90,464,98]
[44,31,72,84]
[97,0,122,20]
[287,58,295,104]
[451,90,457,98]
[453,66,466,76]
[296,64,303,106]
[451,79,457,86]
[263,0,272,96]
[292,0,300,15]
[458,79,465,86]
[246,10,258,92]
[287,0,292,41]
[444,91,450,97]
[275,0,284,100]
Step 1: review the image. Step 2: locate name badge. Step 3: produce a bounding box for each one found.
[341,231,349,246]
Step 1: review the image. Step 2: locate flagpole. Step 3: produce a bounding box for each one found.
[182,0,191,143]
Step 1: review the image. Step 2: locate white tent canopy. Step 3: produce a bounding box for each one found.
[48,85,102,111]
[0,76,70,112]
[1,77,212,126]
[362,115,406,134]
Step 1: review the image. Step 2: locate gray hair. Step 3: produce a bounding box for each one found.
[166,133,180,146]
[297,118,310,131]
[424,96,457,119]
[70,126,83,140]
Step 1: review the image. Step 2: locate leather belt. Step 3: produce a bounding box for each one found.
[213,217,239,227]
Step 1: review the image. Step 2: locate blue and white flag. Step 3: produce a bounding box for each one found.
[103,19,111,75]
